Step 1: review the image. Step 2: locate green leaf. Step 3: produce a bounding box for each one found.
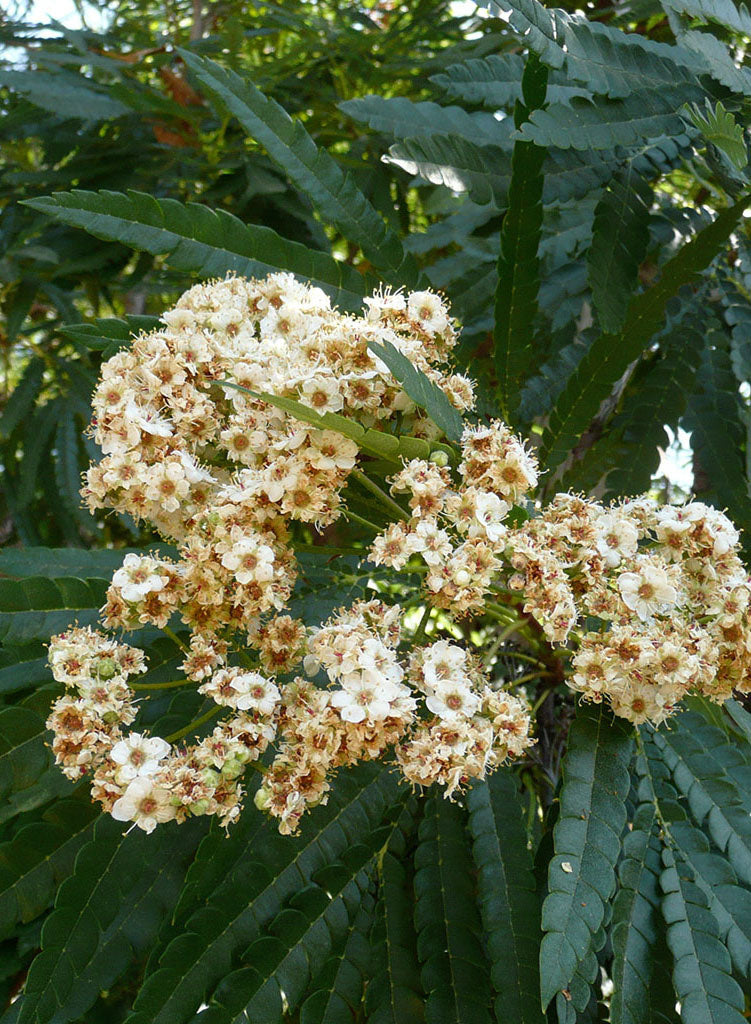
[541,194,750,474]
[23,191,368,313]
[366,841,425,1024]
[660,846,746,1024]
[385,133,612,206]
[60,315,160,359]
[687,99,748,168]
[610,800,676,1024]
[431,54,588,109]
[663,0,751,35]
[0,706,54,819]
[227,384,456,465]
[180,51,414,284]
[341,94,508,146]
[126,764,400,1024]
[299,889,376,1024]
[0,359,45,441]
[15,816,204,1024]
[0,798,99,940]
[588,167,653,334]
[467,773,544,1024]
[414,797,493,1024]
[0,547,174,579]
[539,704,633,1009]
[366,339,464,442]
[0,576,110,644]
[15,401,60,509]
[516,88,701,152]
[494,54,548,422]
[649,722,751,885]
[0,69,129,122]
[53,409,95,532]
[683,336,751,538]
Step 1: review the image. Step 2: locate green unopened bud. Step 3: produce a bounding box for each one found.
[254,786,272,811]
[101,710,120,725]
[190,799,211,816]
[429,449,449,467]
[201,768,221,789]
[221,756,245,780]
[96,657,118,680]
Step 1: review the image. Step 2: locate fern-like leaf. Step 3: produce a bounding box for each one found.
[467,773,544,1024]
[126,764,400,1024]
[610,800,676,1024]
[660,846,746,1024]
[366,339,464,441]
[539,703,633,1009]
[588,167,653,334]
[687,97,749,167]
[541,194,750,474]
[650,723,751,885]
[15,816,204,1024]
[179,52,415,284]
[23,191,369,312]
[494,54,548,422]
[516,87,701,152]
[414,796,493,1024]
[0,798,99,940]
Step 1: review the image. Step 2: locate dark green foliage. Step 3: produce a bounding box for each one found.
[494,54,548,422]
[587,167,653,333]
[539,704,633,1009]
[24,190,370,313]
[467,774,544,1024]
[541,194,750,475]
[4,2,751,1022]
[367,339,465,441]
[414,797,493,1024]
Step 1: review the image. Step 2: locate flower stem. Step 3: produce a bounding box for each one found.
[166,705,221,743]
[131,678,192,691]
[162,625,188,653]
[350,468,410,522]
[343,509,383,532]
[412,604,432,644]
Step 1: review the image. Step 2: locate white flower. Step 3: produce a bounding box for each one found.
[110,732,171,782]
[111,553,168,604]
[300,375,344,413]
[421,641,467,690]
[330,677,403,723]
[411,520,452,566]
[595,513,639,567]
[364,288,406,321]
[407,290,450,334]
[220,537,275,585]
[618,562,678,621]
[111,777,176,833]
[231,672,281,716]
[425,683,481,722]
[471,491,509,543]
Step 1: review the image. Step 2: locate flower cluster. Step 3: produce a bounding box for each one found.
[46,627,277,833]
[371,451,751,723]
[44,273,751,839]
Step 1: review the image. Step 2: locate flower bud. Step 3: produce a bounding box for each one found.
[254,786,272,811]
[96,657,118,680]
[190,799,211,816]
[201,768,221,788]
[429,449,450,467]
[453,569,471,587]
[221,757,245,780]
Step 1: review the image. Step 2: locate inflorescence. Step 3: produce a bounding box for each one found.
[46,274,751,835]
